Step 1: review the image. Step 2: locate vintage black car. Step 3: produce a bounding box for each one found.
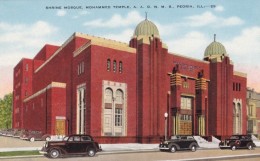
[219,135,256,150]
[40,134,102,158]
[159,135,199,153]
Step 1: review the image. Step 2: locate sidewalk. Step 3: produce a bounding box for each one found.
[0,142,218,153]
[1,140,260,153]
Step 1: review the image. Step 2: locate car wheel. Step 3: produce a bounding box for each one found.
[247,143,253,150]
[87,148,96,157]
[45,136,51,141]
[191,145,196,152]
[170,146,176,153]
[231,145,236,151]
[30,137,35,142]
[49,149,60,158]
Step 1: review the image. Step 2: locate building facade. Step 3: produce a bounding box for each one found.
[13,18,247,143]
[247,88,260,138]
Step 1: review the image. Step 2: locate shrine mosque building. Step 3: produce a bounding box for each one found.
[13,17,247,143]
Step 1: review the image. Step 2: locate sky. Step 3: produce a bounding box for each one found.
[0,0,260,98]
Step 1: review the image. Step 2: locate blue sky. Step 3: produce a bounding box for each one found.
[0,0,260,98]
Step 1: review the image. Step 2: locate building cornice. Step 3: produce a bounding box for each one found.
[23,82,66,102]
[73,37,136,57]
[169,52,210,64]
[234,71,247,78]
[74,32,136,57]
[35,33,75,73]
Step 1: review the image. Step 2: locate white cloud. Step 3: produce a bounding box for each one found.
[215,5,224,12]
[155,22,179,37]
[166,31,209,58]
[84,11,143,28]
[185,11,244,27]
[224,26,260,64]
[102,29,133,43]
[57,10,66,16]
[72,11,90,19]
[235,64,260,92]
[0,21,59,66]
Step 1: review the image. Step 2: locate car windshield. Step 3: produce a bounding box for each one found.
[230,136,239,139]
[63,136,69,141]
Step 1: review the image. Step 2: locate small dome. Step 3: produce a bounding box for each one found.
[133,19,160,38]
[204,35,227,58]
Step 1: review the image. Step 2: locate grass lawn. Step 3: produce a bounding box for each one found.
[0,150,40,156]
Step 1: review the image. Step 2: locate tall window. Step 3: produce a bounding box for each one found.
[113,60,117,72]
[237,103,241,133]
[233,102,242,134]
[119,61,123,73]
[181,97,192,109]
[107,59,111,71]
[25,64,28,71]
[78,62,85,75]
[77,87,86,134]
[115,108,123,126]
[233,103,236,134]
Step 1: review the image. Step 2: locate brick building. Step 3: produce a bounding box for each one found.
[247,88,260,138]
[13,18,247,143]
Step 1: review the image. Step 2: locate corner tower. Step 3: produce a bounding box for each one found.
[130,17,169,143]
[205,35,240,136]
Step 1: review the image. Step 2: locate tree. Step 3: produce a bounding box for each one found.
[0,93,12,129]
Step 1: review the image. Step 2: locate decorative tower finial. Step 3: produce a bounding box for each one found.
[214,34,216,42]
[145,12,147,20]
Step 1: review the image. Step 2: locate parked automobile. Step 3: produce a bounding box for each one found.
[1,129,13,136]
[219,135,256,150]
[20,130,51,142]
[13,129,25,138]
[159,135,199,153]
[40,134,102,158]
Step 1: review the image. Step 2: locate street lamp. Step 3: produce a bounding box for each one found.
[164,112,168,141]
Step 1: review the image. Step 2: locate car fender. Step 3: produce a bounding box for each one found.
[189,142,199,149]
[229,142,236,147]
[168,143,181,150]
[42,134,51,140]
[86,145,96,152]
[48,147,66,155]
[247,142,256,147]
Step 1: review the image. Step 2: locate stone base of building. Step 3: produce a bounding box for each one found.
[95,136,163,144]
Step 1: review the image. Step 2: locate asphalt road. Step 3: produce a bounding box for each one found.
[1,149,260,161]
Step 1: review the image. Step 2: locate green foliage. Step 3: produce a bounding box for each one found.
[0,150,40,156]
[0,93,12,129]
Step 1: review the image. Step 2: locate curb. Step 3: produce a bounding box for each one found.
[0,147,259,159]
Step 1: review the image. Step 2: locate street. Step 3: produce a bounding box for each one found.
[1,149,260,161]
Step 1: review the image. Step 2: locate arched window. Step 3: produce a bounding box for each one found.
[115,89,123,128]
[103,84,126,136]
[233,103,236,134]
[119,61,123,73]
[107,59,111,71]
[116,90,123,104]
[237,103,241,134]
[105,88,113,103]
[113,60,117,72]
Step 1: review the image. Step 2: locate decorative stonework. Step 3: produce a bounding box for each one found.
[170,73,182,86]
[195,78,207,90]
[24,82,66,102]
[102,80,127,136]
